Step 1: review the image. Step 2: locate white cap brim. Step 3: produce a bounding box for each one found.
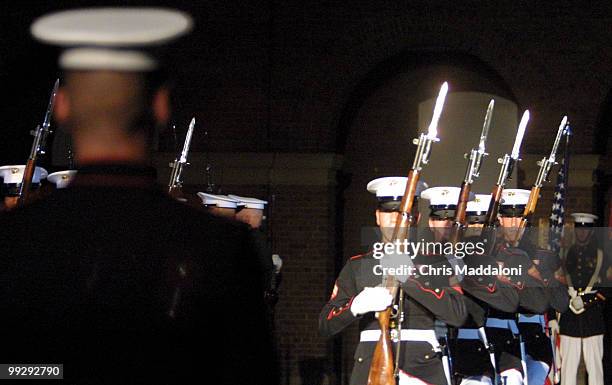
[31,8,193,47]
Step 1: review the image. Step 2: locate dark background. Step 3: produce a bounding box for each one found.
[1,2,611,384]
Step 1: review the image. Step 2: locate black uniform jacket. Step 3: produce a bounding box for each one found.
[0,165,277,385]
[517,249,568,365]
[452,252,520,378]
[560,239,609,337]
[319,252,467,385]
[484,244,549,374]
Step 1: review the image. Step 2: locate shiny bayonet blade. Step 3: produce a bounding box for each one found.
[510,110,529,159]
[478,99,495,152]
[42,79,59,129]
[179,117,196,163]
[427,82,448,139]
[548,116,567,163]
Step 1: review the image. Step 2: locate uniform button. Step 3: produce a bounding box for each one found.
[358,357,363,363]
[425,355,430,359]
[488,283,493,288]
[517,281,521,285]
[434,288,440,293]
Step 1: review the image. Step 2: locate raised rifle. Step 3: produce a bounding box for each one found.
[519,117,568,228]
[450,99,494,244]
[482,110,530,229]
[168,117,196,195]
[18,79,59,205]
[368,82,448,385]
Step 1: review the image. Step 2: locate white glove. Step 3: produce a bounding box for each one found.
[350,287,393,316]
[272,254,283,273]
[548,319,559,335]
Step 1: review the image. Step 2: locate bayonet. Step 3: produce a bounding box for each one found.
[483,109,530,228]
[168,117,196,194]
[411,81,447,170]
[464,99,494,185]
[451,100,494,241]
[521,116,569,225]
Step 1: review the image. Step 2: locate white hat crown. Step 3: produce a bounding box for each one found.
[0,165,48,184]
[227,194,267,210]
[197,192,240,209]
[31,8,193,71]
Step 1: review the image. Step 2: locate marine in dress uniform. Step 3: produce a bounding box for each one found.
[559,213,608,385]
[229,194,280,307]
[453,194,520,385]
[516,245,568,385]
[319,177,467,385]
[0,8,276,385]
[0,165,47,210]
[485,189,550,385]
[420,186,476,385]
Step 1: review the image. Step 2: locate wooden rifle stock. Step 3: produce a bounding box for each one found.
[367,169,420,385]
[368,299,397,385]
[450,181,471,244]
[17,159,36,206]
[484,185,503,228]
[519,186,540,229]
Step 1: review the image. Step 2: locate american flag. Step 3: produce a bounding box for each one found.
[549,125,571,253]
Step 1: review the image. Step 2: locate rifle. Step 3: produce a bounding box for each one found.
[450,99,494,244]
[368,82,448,385]
[168,117,196,195]
[519,117,568,228]
[18,79,59,205]
[483,110,530,229]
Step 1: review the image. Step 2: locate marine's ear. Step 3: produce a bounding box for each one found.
[153,87,170,126]
[375,209,381,227]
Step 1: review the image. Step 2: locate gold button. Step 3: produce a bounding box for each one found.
[358,357,363,363]
[425,355,430,359]
[434,288,440,293]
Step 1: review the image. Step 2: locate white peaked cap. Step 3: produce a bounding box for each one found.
[197,192,240,209]
[367,177,428,199]
[500,189,530,206]
[420,186,469,207]
[0,165,48,184]
[227,194,267,210]
[467,194,492,214]
[47,170,77,189]
[570,213,598,224]
[30,8,193,71]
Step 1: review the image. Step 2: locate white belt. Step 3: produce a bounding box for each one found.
[486,317,519,334]
[360,329,440,351]
[518,314,545,327]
